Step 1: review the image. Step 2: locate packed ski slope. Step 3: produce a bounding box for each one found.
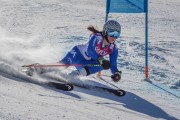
[0,0,180,120]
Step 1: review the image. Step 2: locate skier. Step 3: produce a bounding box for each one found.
[25,20,122,82]
[59,20,122,82]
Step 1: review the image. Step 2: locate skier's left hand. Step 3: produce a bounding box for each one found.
[98,58,110,70]
[111,71,122,82]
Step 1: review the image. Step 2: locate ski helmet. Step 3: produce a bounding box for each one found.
[103,20,121,36]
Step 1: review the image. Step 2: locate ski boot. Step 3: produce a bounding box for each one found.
[67,68,87,79]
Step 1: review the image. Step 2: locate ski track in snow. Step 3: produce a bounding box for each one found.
[0,0,180,120]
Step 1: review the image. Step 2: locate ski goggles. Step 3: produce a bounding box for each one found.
[107,30,120,39]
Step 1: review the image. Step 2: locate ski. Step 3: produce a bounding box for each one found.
[46,82,74,91]
[40,74,126,96]
[21,65,74,91]
[86,85,126,97]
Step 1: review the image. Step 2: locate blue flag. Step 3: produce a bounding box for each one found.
[106,0,149,78]
[106,0,148,14]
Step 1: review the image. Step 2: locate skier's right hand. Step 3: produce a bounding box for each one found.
[111,71,122,82]
[98,58,110,70]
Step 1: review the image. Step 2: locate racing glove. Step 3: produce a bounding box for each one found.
[111,71,122,82]
[98,58,110,70]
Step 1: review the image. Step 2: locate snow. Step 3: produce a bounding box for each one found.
[0,0,180,120]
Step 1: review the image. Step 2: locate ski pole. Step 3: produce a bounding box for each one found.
[97,73,120,89]
[98,76,120,89]
[22,64,101,68]
[100,74,111,77]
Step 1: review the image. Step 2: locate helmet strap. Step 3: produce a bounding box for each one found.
[105,35,110,44]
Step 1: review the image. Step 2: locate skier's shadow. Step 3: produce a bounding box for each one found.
[117,92,178,120]
[74,84,178,120]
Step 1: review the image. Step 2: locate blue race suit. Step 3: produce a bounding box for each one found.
[60,33,119,75]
